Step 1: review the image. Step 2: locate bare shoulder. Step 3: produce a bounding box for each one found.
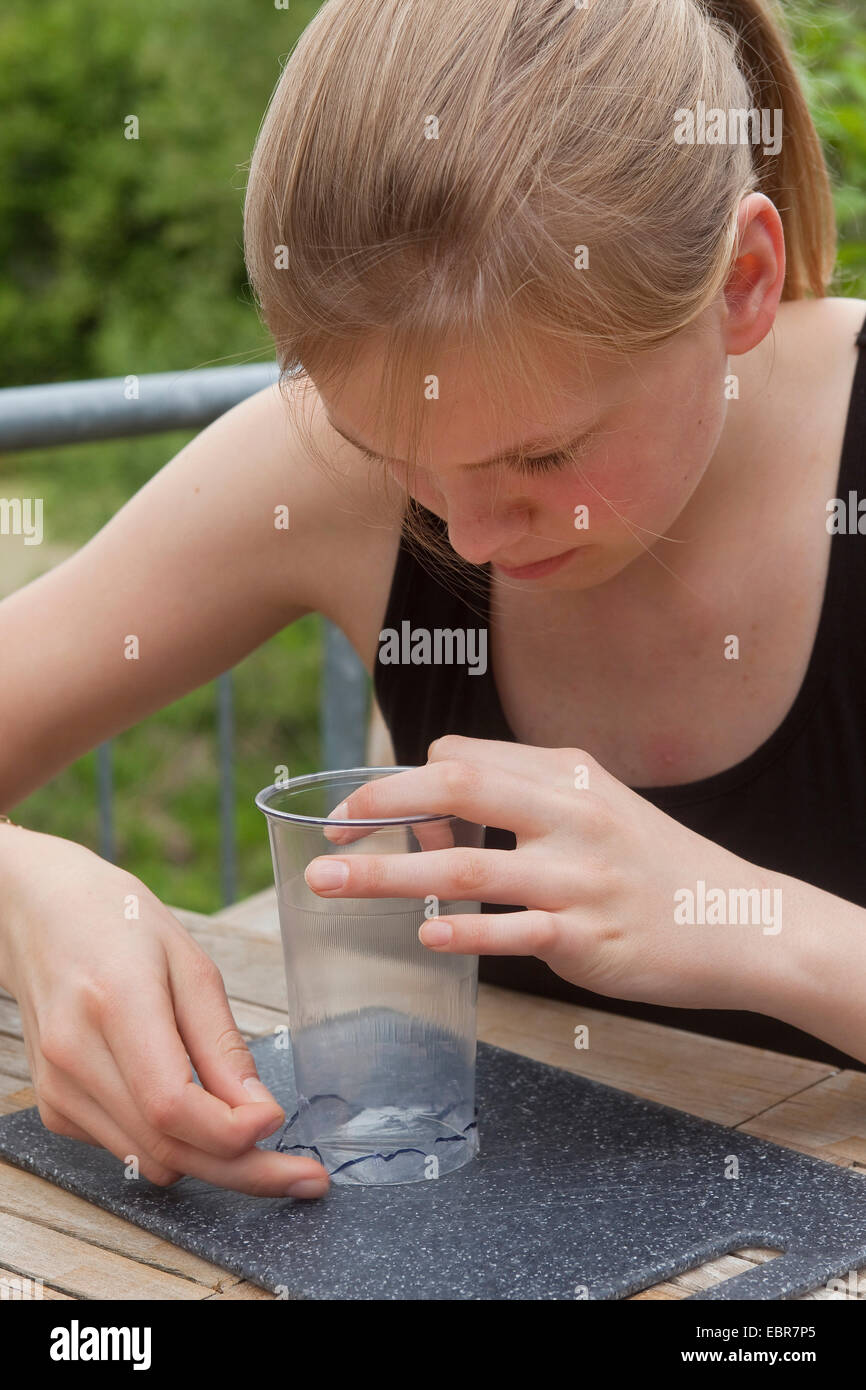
[780,296,866,437]
[773,295,866,376]
[253,373,405,670]
[740,296,866,455]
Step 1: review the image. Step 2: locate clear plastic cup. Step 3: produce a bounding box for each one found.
[255,767,484,1186]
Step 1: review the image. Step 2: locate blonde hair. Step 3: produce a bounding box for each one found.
[244,0,837,590]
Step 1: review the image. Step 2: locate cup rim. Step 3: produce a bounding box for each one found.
[254,765,455,827]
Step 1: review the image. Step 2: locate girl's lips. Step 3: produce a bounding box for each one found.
[492,547,577,579]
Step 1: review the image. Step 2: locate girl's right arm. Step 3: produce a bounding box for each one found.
[0,378,357,1196]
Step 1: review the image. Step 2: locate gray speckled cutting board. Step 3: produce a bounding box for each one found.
[1,1034,864,1301]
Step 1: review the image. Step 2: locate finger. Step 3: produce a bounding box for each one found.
[321,808,377,846]
[418,909,559,957]
[42,1023,281,1175]
[36,1101,101,1147]
[322,763,555,839]
[321,793,382,846]
[167,946,284,1125]
[98,977,292,1159]
[320,780,464,850]
[323,812,461,854]
[427,735,614,799]
[428,734,588,777]
[39,1068,183,1185]
[19,1001,104,1150]
[304,844,567,907]
[323,804,466,856]
[43,1068,329,1196]
[410,815,464,852]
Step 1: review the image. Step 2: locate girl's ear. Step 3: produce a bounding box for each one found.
[722,194,787,357]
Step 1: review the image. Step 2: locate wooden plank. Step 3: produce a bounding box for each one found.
[0,997,22,1038]
[0,1262,73,1299]
[226,998,287,1039]
[738,1070,866,1166]
[0,1210,213,1300]
[203,1280,277,1300]
[0,1034,30,1082]
[476,985,835,1128]
[0,1075,22,1102]
[0,1161,237,1289]
[631,1244,863,1301]
[0,1076,33,1114]
[171,905,272,941]
[629,1249,778,1300]
[171,909,286,1010]
[210,888,280,938]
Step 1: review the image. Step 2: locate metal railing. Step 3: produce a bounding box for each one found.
[0,364,370,904]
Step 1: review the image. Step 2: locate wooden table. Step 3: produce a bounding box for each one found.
[1,886,865,1300]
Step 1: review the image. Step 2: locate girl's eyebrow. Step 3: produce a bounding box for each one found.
[325,413,596,470]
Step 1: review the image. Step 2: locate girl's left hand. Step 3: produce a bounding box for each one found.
[303,735,779,1015]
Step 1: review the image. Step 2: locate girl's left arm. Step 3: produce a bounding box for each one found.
[753,871,866,1064]
[303,735,866,1065]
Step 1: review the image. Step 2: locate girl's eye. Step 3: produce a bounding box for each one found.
[358,446,407,470]
[356,436,594,475]
[512,436,594,476]
[512,450,571,476]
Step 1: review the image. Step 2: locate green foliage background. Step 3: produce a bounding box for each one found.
[0,0,864,912]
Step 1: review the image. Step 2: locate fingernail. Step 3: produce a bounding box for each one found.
[305,858,348,889]
[242,1076,276,1104]
[419,919,452,947]
[328,800,350,820]
[287,1177,329,1199]
[254,1104,284,1138]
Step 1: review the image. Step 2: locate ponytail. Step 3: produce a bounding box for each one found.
[700,0,836,297]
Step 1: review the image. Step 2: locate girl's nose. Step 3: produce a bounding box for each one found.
[444,500,533,567]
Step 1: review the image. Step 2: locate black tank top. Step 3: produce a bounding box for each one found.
[373,311,866,1072]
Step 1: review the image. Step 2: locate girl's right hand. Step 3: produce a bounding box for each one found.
[0,826,329,1198]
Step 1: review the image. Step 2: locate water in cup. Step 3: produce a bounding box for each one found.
[255,767,485,1187]
[275,899,479,1184]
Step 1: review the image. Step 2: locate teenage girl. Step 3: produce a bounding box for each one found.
[2,0,865,1201]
